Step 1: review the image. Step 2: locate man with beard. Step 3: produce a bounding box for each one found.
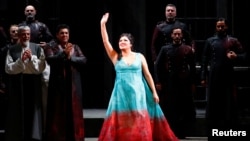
[19,5,53,45]
[4,25,46,141]
[18,5,54,131]
[151,3,194,62]
[155,26,197,139]
[200,18,246,137]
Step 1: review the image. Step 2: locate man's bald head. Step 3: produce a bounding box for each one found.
[24,5,37,21]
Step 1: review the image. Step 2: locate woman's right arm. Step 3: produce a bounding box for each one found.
[100,12,117,64]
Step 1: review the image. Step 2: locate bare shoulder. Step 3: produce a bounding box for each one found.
[134,52,143,57]
[136,52,146,62]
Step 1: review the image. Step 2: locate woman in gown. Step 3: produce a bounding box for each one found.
[99,12,179,141]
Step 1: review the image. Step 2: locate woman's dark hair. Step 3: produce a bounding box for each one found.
[118,33,134,60]
[120,33,134,46]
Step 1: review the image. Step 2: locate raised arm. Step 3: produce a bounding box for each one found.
[100,12,118,64]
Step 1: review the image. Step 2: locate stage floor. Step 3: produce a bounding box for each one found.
[83,108,206,118]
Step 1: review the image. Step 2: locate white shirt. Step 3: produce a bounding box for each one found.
[5,43,46,74]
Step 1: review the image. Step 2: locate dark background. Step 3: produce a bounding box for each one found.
[0,0,249,109]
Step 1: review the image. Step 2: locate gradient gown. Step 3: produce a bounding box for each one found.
[98,53,179,141]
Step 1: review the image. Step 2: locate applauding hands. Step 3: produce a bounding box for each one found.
[64,43,74,59]
[22,49,32,62]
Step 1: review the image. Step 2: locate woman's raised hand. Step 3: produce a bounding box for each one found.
[101,12,109,24]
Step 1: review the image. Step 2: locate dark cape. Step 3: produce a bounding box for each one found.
[44,43,87,141]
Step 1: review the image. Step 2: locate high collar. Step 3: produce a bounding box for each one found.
[166,18,176,24]
[173,42,182,47]
[216,33,228,39]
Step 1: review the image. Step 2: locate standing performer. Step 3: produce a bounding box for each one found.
[200,17,246,136]
[99,12,179,141]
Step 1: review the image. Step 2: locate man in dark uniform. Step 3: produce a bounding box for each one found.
[18,5,53,45]
[200,17,246,137]
[155,26,196,139]
[151,3,193,62]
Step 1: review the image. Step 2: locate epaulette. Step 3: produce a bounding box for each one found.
[156,21,167,28]
[156,21,166,25]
